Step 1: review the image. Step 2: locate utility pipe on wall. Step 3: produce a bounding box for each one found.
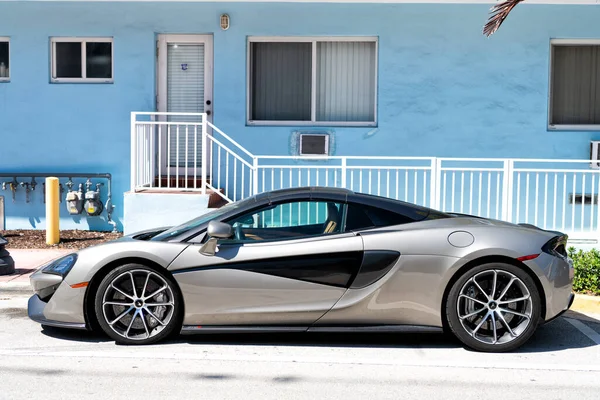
[0,172,115,232]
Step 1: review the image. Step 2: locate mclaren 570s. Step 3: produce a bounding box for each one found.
[28,187,574,352]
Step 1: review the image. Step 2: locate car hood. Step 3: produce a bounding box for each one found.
[119,226,173,241]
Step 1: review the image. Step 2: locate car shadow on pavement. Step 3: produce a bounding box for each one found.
[182,330,459,350]
[38,313,599,353]
[40,325,112,343]
[178,314,599,353]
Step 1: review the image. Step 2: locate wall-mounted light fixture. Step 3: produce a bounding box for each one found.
[220,14,230,30]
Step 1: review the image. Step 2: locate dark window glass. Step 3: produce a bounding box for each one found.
[250,42,311,121]
[345,203,415,231]
[86,42,112,78]
[0,41,9,78]
[55,42,82,78]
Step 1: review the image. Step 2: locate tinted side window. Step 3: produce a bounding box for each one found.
[223,200,343,242]
[345,203,414,231]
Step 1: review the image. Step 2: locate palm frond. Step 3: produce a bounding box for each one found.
[483,0,525,37]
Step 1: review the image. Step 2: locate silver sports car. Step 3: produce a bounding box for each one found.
[28,187,574,352]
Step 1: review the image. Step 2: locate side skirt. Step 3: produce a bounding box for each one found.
[180,326,307,334]
[180,325,443,334]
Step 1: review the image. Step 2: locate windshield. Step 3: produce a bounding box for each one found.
[150,197,255,241]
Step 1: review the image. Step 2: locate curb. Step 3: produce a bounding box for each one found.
[570,293,600,315]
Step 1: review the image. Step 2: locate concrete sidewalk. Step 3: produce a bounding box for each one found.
[0,248,72,294]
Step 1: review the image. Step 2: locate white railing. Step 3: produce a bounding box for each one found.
[204,121,255,201]
[131,112,206,192]
[254,156,435,207]
[131,112,600,238]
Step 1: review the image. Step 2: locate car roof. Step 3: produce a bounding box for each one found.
[263,186,442,218]
[263,186,353,199]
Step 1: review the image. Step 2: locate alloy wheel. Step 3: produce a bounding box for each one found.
[456,269,533,346]
[101,269,176,341]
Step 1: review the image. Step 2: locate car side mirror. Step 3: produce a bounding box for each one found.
[199,221,233,256]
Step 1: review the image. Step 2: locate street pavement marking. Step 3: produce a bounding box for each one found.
[0,349,598,372]
[565,318,600,346]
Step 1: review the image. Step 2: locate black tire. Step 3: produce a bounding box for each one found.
[445,262,541,353]
[94,263,183,345]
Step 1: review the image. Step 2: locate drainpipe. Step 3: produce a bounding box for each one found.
[0,234,15,276]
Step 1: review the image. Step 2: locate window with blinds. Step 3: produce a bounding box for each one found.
[248,37,377,126]
[550,42,600,127]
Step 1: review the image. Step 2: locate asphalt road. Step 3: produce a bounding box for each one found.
[1,293,599,400]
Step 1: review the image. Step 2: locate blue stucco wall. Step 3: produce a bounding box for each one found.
[124,192,209,234]
[1,2,600,232]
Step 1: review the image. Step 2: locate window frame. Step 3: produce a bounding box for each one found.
[246,36,378,127]
[0,37,9,82]
[548,38,600,131]
[50,36,114,83]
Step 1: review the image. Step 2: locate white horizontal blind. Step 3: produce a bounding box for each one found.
[250,42,312,121]
[316,41,376,122]
[167,43,205,167]
[551,45,600,125]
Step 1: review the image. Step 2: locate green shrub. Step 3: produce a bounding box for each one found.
[567,247,600,296]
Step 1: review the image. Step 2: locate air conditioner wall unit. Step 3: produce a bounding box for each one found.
[299,132,330,156]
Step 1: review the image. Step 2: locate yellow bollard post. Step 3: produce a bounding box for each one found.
[45,177,60,245]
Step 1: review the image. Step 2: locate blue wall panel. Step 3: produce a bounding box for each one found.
[1,2,600,232]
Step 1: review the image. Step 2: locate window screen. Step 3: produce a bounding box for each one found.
[250,42,312,121]
[550,44,600,125]
[0,40,9,79]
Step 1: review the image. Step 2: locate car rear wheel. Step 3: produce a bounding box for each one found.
[94,264,182,345]
[446,262,541,353]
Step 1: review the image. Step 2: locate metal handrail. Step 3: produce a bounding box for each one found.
[207,121,255,160]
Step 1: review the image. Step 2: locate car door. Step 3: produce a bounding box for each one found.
[168,199,364,327]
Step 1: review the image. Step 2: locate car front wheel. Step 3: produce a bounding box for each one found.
[94,264,182,345]
[446,262,542,352]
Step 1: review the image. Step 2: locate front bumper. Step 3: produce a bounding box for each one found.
[28,294,87,330]
[27,265,88,329]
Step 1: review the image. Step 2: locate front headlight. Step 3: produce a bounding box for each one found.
[41,253,78,278]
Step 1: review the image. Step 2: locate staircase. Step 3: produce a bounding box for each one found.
[144,176,227,208]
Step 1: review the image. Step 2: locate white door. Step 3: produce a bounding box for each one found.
[157,34,213,181]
